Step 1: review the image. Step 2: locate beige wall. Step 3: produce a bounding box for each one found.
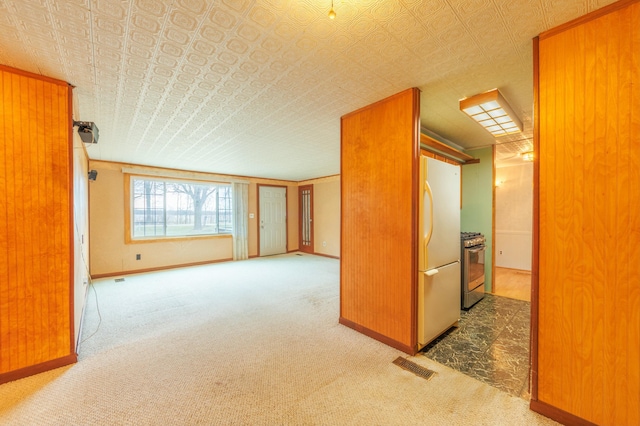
[299,176,340,258]
[89,161,299,277]
[495,163,532,271]
[72,132,90,349]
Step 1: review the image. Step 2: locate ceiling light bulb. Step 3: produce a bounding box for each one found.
[329,0,336,19]
[521,151,534,161]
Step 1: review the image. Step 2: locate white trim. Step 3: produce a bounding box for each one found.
[121,166,250,184]
[494,230,532,236]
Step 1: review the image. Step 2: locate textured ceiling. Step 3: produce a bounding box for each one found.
[0,0,617,180]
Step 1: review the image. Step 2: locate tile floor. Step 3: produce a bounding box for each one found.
[421,294,531,399]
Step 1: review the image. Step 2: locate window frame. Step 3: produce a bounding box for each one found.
[124,174,233,244]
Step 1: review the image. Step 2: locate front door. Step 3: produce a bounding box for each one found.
[299,185,313,253]
[258,185,287,256]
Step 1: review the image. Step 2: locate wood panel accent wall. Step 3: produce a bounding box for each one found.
[340,88,420,354]
[532,1,640,424]
[0,65,76,383]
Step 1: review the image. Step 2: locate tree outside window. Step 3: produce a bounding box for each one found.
[131,177,232,239]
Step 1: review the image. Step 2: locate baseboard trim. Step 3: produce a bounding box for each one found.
[530,399,597,426]
[91,258,234,279]
[495,266,532,273]
[312,252,340,260]
[339,316,415,355]
[0,354,77,385]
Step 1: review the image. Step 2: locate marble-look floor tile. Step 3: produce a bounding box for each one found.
[421,294,531,399]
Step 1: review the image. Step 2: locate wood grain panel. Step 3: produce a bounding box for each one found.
[0,65,75,382]
[340,88,419,353]
[534,2,640,424]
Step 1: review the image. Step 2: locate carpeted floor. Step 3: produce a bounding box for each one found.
[0,254,557,425]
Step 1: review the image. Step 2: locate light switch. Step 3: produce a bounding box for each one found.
[249,213,254,219]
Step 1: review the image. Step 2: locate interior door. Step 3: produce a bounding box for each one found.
[259,185,287,256]
[299,185,313,253]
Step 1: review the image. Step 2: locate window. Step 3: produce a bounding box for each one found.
[130,177,232,239]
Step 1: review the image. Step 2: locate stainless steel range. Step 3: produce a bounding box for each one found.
[460,232,486,309]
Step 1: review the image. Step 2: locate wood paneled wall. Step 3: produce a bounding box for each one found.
[340,88,419,354]
[533,1,640,424]
[0,65,76,382]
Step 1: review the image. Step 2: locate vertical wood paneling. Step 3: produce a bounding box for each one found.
[629,0,640,418]
[340,88,419,353]
[535,2,640,424]
[0,70,9,374]
[0,65,74,381]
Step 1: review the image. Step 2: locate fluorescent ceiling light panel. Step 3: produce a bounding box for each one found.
[459,89,523,137]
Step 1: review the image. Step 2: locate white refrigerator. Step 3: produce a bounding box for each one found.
[417,155,461,349]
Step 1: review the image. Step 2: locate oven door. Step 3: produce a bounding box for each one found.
[465,245,485,291]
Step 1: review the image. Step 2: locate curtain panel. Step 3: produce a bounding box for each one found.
[232,182,249,260]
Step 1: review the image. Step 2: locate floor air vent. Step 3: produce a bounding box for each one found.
[392,357,435,381]
[115,278,125,282]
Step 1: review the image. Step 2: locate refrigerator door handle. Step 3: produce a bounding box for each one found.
[424,180,434,247]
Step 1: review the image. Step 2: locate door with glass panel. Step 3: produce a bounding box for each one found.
[299,185,313,253]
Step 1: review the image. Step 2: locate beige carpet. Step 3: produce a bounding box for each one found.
[0,254,557,425]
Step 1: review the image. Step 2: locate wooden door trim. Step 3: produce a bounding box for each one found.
[530,35,541,404]
[539,0,639,40]
[410,88,420,353]
[257,184,288,257]
[298,185,314,254]
[490,145,496,294]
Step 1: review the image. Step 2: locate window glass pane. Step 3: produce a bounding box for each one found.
[131,177,232,239]
[133,179,165,237]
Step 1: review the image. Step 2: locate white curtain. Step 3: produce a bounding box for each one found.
[232,182,249,260]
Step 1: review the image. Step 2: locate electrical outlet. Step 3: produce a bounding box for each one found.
[136,254,141,260]
[499,250,503,255]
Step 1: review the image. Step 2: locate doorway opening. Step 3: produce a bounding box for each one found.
[493,140,534,302]
[421,141,534,399]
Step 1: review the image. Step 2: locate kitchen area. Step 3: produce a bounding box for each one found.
[340,88,533,398]
[338,2,637,423]
[420,142,533,398]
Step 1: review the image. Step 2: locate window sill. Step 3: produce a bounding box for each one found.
[125,233,233,244]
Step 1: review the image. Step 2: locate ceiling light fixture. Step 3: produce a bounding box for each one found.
[459,88,522,137]
[328,0,336,19]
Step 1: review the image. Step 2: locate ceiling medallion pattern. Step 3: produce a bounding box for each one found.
[0,0,618,180]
